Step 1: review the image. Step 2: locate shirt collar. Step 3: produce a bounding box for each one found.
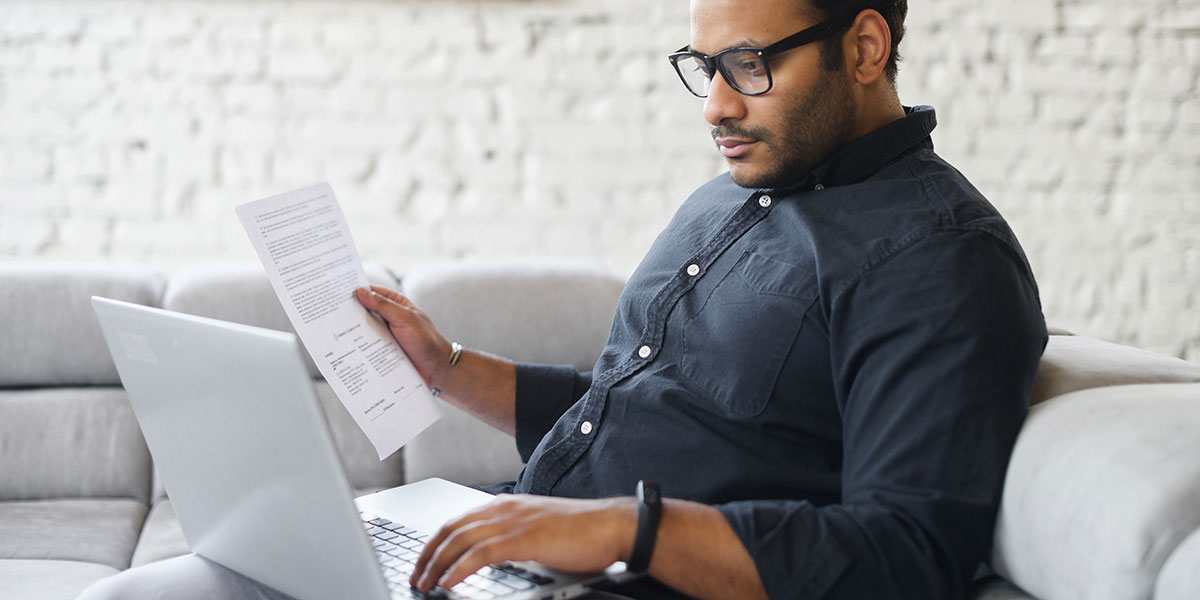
[774,105,938,194]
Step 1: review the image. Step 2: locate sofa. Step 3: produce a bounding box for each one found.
[0,259,1197,600]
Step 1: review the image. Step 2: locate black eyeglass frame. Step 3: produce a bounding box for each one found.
[668,21,841,98]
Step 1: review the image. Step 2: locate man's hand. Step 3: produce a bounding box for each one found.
[355,286,453,390]
[410,494,636,593]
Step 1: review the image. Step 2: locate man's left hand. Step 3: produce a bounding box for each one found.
[410,494,636,593]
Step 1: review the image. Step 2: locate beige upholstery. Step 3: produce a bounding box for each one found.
[992,383,1200,600]
[1155,528,1200,600]
[1030,335,1200,405]
[400,260,625,486]
[0,262,164,387]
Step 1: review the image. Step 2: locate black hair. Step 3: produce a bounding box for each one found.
[807,0,907,84]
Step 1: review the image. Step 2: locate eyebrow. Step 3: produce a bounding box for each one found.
[688,39,763,55]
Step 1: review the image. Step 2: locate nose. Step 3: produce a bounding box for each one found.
[703,71,747,127]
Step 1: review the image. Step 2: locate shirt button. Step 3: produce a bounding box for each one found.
[814,184,824,191]
[580,421,593,435]
[758,195,772,207]
[686,264,700,277]
[637,345,652,359]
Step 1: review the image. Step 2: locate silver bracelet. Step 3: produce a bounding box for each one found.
[430,342,463,397]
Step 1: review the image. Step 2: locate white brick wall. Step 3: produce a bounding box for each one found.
[1,0,1197,361]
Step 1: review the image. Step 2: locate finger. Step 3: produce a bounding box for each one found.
[437,534,525,592]
[415,519,513,592]
[368,285,412,307]
[411,506,507,588]
[354,287,412,322]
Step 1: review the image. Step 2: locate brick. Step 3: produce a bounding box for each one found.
[0,147,51,183]
[32,41,104,73]
[140,14,196,44]
[267,48,345,84]
[0,215,57,253]
[84,14,139,43]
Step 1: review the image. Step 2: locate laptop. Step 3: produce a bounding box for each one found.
[90,296,633,600]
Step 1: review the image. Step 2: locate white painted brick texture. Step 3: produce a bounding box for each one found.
[1,0,1197,361]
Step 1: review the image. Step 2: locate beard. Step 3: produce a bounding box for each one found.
[714,70,857,189]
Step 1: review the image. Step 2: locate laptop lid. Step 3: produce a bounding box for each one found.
[91,296,393,600]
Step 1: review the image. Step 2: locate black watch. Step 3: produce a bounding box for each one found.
[629,480,661,573]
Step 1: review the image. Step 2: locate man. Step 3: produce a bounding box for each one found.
[82,0,1046,598]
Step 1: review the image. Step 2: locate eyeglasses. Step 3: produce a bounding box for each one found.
[667,21,839,98]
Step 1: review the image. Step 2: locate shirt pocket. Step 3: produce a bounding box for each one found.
[681,250,817,418]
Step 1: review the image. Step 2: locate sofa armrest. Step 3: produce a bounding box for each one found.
[991,383,1200,600]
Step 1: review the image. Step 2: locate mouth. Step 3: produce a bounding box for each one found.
[715,137,757,159]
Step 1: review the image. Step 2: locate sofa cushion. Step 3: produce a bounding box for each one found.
[0,499,147,570]
[160,261,399,380]
[130,500,190,568]
[0,388,150,502]
[992,383,1200,600]
[0,559,120,600]
[1155,528,1200,600]
[401,261,625,486]
[1030,335,1200,405]
[0,261,164,387]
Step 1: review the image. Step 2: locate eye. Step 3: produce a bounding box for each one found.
[737,57,765,76]
[683,57,714,78]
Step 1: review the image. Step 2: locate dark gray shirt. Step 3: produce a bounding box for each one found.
[505,107,1047,599]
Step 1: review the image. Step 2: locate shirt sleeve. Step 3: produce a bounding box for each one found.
[513,363,593,462]
[717,230,1047,599]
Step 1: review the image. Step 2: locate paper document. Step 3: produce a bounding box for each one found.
[236,182,442,459]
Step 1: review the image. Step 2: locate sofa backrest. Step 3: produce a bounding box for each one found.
[398,260,626,486]
[1031,334,1200,405]
[0,261,164,387]
[0,261,162,503]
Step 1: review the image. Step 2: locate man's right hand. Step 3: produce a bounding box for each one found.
[355,285,454,392]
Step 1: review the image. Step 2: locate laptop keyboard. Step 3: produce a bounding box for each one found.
[361,513,557,600]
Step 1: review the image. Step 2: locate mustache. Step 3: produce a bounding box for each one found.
[712,124,767,141]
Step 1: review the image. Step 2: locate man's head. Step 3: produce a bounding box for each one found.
[682,0,907,189]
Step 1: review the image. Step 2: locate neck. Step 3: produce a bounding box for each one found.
[850,84,906,140]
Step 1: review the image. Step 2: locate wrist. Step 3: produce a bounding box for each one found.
[610,497,640,564]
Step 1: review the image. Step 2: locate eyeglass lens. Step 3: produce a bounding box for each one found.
[675,50,770,97]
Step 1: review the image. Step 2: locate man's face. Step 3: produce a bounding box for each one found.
[690,0,857,189]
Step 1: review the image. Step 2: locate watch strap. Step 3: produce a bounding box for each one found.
[629,480,662,573]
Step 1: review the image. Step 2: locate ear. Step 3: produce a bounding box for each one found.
[845,9,892,85]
